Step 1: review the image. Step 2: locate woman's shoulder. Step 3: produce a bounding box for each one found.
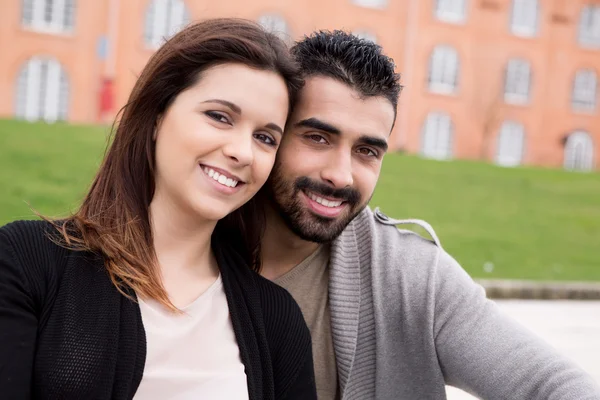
[253,273,316,399]
[0,219,71,286]
[253,272,311,346]
[1,218,53,238]
[0,218,67,256]
[0,219,56,254]
[253,273,302,313]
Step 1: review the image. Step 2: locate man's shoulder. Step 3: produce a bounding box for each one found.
[347,206,442,250]
[334,207,450,280]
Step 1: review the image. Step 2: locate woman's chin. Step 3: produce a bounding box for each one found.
[191,202,240,223]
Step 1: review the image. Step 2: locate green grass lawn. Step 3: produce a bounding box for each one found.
[1,119,599,281]
[371,154,600,282]
[0,119,109,224]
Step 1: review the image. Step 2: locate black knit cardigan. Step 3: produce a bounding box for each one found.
[0,220,316,399]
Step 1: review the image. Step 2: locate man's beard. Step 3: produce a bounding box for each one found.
[267,164,368,243]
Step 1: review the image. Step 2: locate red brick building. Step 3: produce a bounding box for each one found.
[0,0,598,171]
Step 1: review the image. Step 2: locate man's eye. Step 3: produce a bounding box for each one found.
[357,147,377,157]
[206,111,230,124]
[308,134,327,144]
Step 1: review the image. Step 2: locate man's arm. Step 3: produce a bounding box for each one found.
[433,249,600,399]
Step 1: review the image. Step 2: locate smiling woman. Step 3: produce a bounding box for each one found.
[152,63,288,229]
[0,18,316,400]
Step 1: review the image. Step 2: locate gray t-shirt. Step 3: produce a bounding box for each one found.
[275,245,339,400]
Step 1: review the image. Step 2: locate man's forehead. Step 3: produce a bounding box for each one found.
[292,76,395,138]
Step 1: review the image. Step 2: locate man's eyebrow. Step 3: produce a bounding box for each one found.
[359,135,388,152]
[294,118,341,135]
[201,99,241,115]
[296,118,389,151]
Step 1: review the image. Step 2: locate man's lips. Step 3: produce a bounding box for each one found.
[301,190,347,218]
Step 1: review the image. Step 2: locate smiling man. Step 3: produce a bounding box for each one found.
[259,31,600,400]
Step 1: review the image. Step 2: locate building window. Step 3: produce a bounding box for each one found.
[496,121,525,167]
[258,14,291,41]
[579,5,600,48]
[21,0,76,33]
[572,69,597,112]
[428,45,460,94]
[510,0,539,37]
[144,0,190,49]
[434,0,467,24]
[421,112,454,160]
[15,57,69,122]
[351,0,387,10]
[504,58,531,104]
[353,30,378,43]
[564,131,594,172]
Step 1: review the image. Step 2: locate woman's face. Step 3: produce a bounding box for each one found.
[152,63,289,222]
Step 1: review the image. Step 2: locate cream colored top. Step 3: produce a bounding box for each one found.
[134,275,249,400]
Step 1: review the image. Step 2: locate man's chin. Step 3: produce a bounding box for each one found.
[290,226,338,244]
[288,210,353,244]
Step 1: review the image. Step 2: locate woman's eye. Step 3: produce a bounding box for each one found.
[206,111,230,124]
[254,133,277,147]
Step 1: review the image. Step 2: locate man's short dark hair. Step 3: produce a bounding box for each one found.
[291,30,402,120]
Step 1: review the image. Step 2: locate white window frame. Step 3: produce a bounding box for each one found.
[421,112,454,160]
[352,30,378,43]
[434,0,467,24]
[504,58,532,104]
[496,121,525,167]
[15,57,69,123]
[510,0,539,37]
[579,5,600,49]
[572,69,598,112]
[258,13,292,41]
[144,0,190,49]
[564,131,595,172]
[351,0,387,10]
[428,45,460,94]
[21,0,76,34]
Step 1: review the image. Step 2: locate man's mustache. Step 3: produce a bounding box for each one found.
[295,177,361,205]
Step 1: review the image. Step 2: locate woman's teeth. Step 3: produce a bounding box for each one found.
[203,167,239,188]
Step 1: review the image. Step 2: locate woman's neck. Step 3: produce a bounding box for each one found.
[148,193,220,308]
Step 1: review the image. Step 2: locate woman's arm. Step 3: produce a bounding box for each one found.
[0,227,38,398]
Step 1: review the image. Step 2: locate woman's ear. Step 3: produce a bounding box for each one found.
[153,115,163,141]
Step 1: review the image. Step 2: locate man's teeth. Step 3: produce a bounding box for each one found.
[307,192,342,208]
[203,167,238,188]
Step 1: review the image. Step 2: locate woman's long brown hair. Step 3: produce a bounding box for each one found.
[51,18,303,311]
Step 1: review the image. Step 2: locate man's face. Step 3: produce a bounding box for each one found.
[268,76,396,243]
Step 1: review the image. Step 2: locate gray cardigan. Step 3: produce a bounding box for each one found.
[329,207,600,399]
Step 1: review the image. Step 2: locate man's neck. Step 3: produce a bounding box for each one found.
[261,205,321,281]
